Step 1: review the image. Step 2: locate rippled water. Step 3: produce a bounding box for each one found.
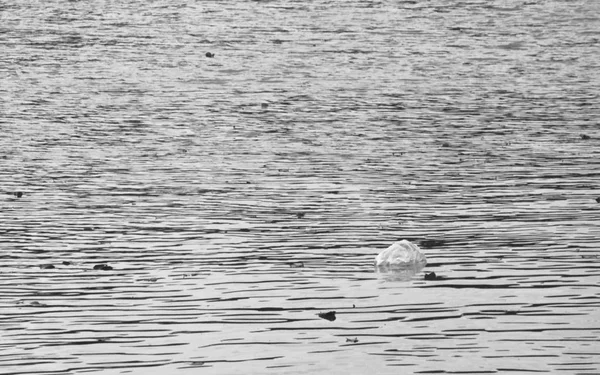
[1,0,600,374]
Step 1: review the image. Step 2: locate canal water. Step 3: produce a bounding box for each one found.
[1,0,599,374]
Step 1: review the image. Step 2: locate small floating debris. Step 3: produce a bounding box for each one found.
[424,271,443,281]
[205,52,214,58]
[14,191,23,198]
[39,264,55,269]
[139,277,159,282]
[318,311,336,322]
[581,134,591,140]
[62,261,72,266]
[505,310,519,315]
[346,337,359,343]
[596,197,600,203]
[289,261,304,268]
[93,264,113,271]
[261,103,269,109]
[296,212,305,219]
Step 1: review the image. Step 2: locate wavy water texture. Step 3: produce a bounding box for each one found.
[1,0,599,374]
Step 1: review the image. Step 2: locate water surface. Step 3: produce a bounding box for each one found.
[1,0,599,374]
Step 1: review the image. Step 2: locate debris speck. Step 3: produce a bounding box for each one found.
[318,311,336,322]
[93,264,113,271]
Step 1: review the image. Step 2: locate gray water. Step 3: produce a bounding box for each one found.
[1,0,600,374]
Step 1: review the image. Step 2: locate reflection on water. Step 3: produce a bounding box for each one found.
[1,0,600,374]
[375,264,427,282]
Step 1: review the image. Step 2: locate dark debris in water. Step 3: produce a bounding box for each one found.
[14,191,23,198]
[318,311,336,322]
[424,272,444,281]
[346,337,359,343]
[139,277,159,282]
[289,261,304,268]
[39,264,55,269]
[93,264,113,271]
